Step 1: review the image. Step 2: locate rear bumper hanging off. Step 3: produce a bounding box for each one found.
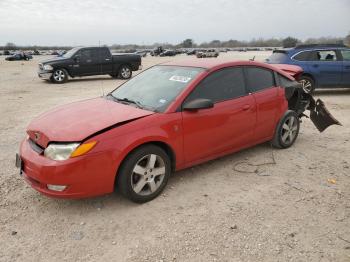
[309,98,342,132]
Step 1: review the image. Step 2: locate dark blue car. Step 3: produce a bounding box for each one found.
[266,44,350,93]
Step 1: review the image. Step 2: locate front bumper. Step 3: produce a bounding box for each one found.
[38,71,52,80]
[17,138,118,199]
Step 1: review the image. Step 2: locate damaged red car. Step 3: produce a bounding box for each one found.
[16,60,340,202]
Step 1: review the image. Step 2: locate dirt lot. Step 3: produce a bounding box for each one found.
[0,51,349,262]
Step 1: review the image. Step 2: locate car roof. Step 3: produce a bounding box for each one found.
[161,59,276,70]
[274,44,349,54]
[294,44,346,49]
[160,59,299,80]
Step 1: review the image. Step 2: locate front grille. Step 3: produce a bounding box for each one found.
[28,139,44,154]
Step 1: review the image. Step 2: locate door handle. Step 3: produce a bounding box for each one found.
[86,59,92,63]
[242,105,250,111]
[345,65,350,69]
[105,58,110,61]
[312,64,319,68]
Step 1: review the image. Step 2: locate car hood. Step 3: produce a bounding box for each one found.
[40,56,70,64]
[27,97,154,147]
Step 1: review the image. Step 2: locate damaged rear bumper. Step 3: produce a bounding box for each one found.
[285,84,341,132]
[309,98,341,132]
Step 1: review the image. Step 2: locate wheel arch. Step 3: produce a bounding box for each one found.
[114,140,177,188]
[116,63,132,73]
[52,66,72,77]
[301,73,316,84]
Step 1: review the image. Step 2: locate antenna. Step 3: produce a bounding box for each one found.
[99,40,105,97]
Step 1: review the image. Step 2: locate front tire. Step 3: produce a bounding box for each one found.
[272,110,300,149]
[118,65,132,79]
[51,68,68,84]
[117,145,171,203]
[299,75,315,94]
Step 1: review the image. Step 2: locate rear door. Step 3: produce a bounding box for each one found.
[99,48,113,74]
[339,49,350,86]
[307,49,342,87]
[181,67,256,164]
[244,66,280,142]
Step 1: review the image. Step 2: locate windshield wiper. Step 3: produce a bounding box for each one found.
[107,94,144,109]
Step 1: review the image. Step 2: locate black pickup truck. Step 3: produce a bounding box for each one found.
[38,46,142,83]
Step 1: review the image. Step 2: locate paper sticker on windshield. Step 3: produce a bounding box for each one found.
[159,99,167,104]
[169,75,191,83]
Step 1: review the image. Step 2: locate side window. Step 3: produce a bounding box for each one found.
[80,49,92,60]
[100,48,110,59]
[185,67,246,103]
[341,50,350,61]
[90,48,100,62]
[293,51,311,61]
[310,50,337,61]
[245,67,275,93]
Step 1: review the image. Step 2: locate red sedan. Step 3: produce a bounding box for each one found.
[16,60,339,202]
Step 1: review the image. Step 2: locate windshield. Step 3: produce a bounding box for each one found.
[110,66,204,112]
[62,47,80,58]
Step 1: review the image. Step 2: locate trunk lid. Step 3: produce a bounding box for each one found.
[272,64,303,79]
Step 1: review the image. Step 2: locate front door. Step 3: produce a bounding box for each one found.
[181,67,256,164]
[73,48,100,76]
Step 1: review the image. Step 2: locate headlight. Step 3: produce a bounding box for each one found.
[44,141,97,161]
[44,143,79,161]
[43,64,53,71]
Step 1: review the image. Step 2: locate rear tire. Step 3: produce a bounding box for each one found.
[117,145,171,203]
[299,75,315,94]
[118,65,132,79]
[272,110,300,149]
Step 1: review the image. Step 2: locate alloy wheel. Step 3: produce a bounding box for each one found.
[53,70,65,82]
[281,116,298,145]
[121,67,131,78]
[131,154,166,196]
[299,79,313,93]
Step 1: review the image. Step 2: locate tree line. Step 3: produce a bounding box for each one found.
[1,35,349,51]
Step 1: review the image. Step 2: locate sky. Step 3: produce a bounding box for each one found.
[0,0,349,46]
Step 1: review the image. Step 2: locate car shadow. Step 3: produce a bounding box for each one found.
[68,77,120,83]
[167,142,273,186]
[34,142,274,213]
[314,88,350,96]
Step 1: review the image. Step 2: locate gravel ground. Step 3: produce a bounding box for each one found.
[0,52,349,262]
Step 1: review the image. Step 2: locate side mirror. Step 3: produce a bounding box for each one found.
[183,98,214,111]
